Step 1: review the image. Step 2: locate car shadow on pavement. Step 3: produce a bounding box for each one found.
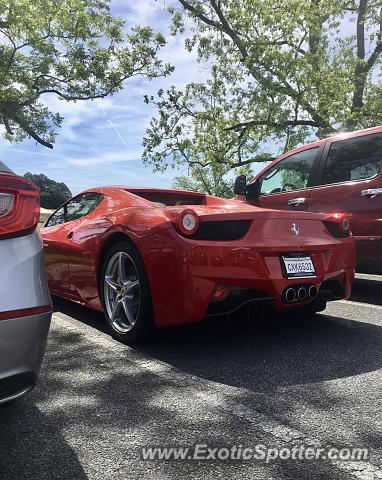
[350,277,382,306]
[139,312,382,392]
[52,293,382,394]
[0,400,87,480]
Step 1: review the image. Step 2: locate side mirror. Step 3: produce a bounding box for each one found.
[246,178,261,202]
[233,175,247,195]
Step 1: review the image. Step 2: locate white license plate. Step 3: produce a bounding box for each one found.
[282,255,316,278]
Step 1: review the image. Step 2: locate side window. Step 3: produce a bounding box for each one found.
[46,205,66,227]
[45,193,104,227]
[322,133,382,185]
[65,193,104,222]
[259,148,318,195]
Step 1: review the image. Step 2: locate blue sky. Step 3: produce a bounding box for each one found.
[0,1,212,195]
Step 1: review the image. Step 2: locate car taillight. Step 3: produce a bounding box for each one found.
[324,214,352,238]
[0,174,40,239]
[0,193,14,217]
[340,216,351,234]
[173,209,200,236]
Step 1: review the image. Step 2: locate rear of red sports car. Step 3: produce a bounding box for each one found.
[131,193,355,328]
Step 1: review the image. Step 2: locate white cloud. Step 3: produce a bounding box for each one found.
[67,150,141,166]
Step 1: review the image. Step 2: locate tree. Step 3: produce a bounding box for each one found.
[173,163,255,197]
[0,0,172,148]
[143,0,382,177]
[24,172,72,209]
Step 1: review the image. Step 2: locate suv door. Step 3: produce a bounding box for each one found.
[256,145,324,211]
[307,131,382,272]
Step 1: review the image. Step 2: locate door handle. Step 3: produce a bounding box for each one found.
[288,197,307,206]
[361,188,382,198]
[67,231,74,239]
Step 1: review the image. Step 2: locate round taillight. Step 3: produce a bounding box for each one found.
[176,209,199,236]
[328,213,352,236]
[182,213,197,231]
[341,217,350,231]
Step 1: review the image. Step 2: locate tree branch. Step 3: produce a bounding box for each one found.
[230,155,275,169]
[177,0,220,28]
[11,116,53,148]
[225,119,321,132]
[356,0,367,62]
[274,40,306,55]
[23,128,53,148]
[28,59,156,105]
[2,116,13,135]
[347,0,369,129]
[197,172,213,194]
[365,5,382,73]
[210,0,248,60]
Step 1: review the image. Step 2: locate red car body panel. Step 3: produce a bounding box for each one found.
[243,125,382,273]
[41,187,355,327]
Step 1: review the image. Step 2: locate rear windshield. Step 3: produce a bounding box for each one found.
[131,191,205,206]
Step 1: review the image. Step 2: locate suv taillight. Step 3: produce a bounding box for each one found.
[0,174,40,239]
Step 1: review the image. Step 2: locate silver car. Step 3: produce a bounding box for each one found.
[0,160,52,404]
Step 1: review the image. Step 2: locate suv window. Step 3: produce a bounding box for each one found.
[45,192,105,227]
[322,133,382,185]
[259,148,318,195]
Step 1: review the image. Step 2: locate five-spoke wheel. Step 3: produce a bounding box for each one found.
[101,241,153,343]
[104,251,141,334]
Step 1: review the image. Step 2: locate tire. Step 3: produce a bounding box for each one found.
[100,240,154,343]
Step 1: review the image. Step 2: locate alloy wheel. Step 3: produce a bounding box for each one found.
[103,251,141,334]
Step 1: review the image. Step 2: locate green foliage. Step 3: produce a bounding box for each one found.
[173,163,254,197]
[143,74,276,173]
[282,169,309,191]
[0,0,172,148]
[144,0,382,182]
[24,172,72,208]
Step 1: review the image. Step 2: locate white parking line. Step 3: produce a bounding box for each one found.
[355,273,382,282]
[339,300,382,311]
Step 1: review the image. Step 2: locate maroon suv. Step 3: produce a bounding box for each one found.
[234,126,382,274]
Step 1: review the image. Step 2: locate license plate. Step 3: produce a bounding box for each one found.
[282,255,316,278]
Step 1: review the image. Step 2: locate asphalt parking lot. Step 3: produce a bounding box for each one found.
[0,275,381,480]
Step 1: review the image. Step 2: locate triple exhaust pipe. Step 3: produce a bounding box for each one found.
[284,284,318,304]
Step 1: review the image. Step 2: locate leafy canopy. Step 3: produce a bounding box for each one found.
[0,0,173,148]
[143,0,382,193]
[24,172,72,208]
[173,163,253,197]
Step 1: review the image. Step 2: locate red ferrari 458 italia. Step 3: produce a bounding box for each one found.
[41,187,355,342]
